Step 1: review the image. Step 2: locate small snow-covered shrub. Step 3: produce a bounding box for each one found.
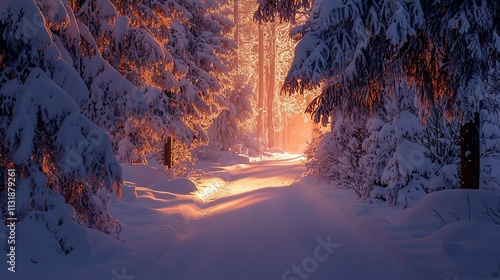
[306,95,499,207]
[305,113,370,200]
[306,82,439,206]
[197,73,257,160]
[480,84,500,192]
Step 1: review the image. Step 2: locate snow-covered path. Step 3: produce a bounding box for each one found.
[137,154,429,280]
[9,153,448,280]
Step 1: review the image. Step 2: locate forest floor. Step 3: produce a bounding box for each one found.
[6,151,500,280]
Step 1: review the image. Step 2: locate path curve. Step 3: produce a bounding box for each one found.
[153,154,432,280]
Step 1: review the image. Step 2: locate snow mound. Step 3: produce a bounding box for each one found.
[121,163,173,187]
[394,190,500,279]
[217,151,250,166]
[14,207,92,268]
[149,178,197,195]
[265,147,285,154]
[401,189,500,226]
[120,184,137,203]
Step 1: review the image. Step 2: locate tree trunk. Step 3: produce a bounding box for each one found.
[282,113,288,151]
[257,24,265,140]
[234,0,239,78]
[164,136,173,169]
[267,23,276,147]
[460,112,480,189]
[306,93,317,140]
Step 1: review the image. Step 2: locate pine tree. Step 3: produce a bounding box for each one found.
[0,0,122,260]
[481,63,500,191]
[257,0,500,190]
[49,0,151,161]
[254,0,311,23]
[198,0,258,158]
[378,80,433,207]
[400,0,500,189]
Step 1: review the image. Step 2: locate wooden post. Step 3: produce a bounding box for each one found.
[164,136,172,169]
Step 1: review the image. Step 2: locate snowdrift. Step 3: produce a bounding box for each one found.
[392,190,500,279]
[149,178,197,195]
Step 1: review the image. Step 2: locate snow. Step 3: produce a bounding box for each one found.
[4,151,499,280]
[121,162,174,187]
[319,0,343,21]
[113,16,129,39]
[395,190,500,279]
[5,68,80,164]
[0,0,52,50]
[401,189,499,224]
[265,147,285,154]
[494,31,500,52]
[5,0,497,278]
[149,178,197,195]
[217,151,250,166]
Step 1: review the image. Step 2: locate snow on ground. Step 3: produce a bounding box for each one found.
[310,182,500,280]
[3,151,500,280]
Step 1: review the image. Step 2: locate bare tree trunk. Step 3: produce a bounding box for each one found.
[282,112,288,151]
[460,112,480,189]
[267,23,276,147]
[234,0,239,78]
[164,136,173,169]
[305,93,318,141]
[257,24,265,140]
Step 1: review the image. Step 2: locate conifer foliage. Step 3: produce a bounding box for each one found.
[259,0,500,203]
[0,0,254,260]
[0,0,123,259]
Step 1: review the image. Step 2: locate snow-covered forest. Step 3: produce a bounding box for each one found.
[257,0,500,198]
[1,0,500,279]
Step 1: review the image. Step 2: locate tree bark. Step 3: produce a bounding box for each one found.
[460,112,480,189]
[306,94,318,140]
[164,136,173,169]
[257,24,265,140]
[282,112,288,150]
[267,23,276,147]
[234,0,239,78]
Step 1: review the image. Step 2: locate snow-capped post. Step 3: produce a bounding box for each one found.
[164,135,173,169]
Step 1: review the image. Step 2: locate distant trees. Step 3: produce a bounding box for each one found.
[257,0,500,201]
[109,0,239,169]
[200,0,308,155]
[196,0,258,159]
[251,1,312,150]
